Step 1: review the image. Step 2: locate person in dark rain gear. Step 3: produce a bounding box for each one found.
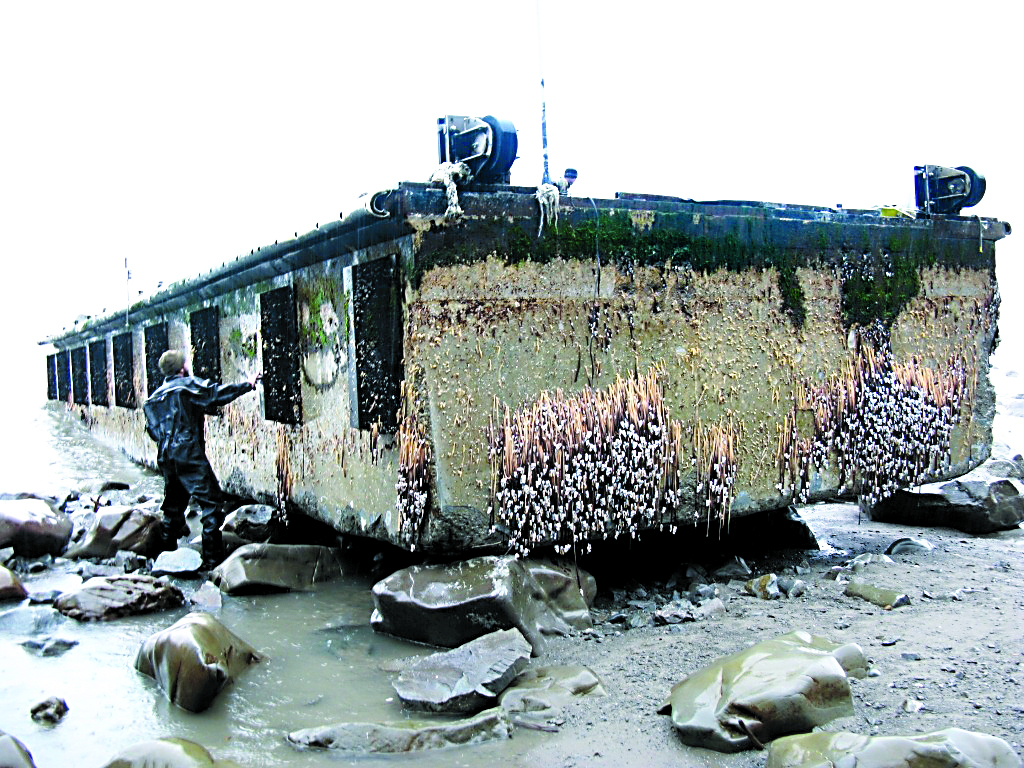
[144,349,261,569]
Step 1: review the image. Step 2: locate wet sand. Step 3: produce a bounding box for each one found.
[513,501,1024,767]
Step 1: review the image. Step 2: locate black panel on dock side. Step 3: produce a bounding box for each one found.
[260,286,302,425]
[89,339,109,406]
[190,306,221,384]
[353,254,403,432]
[46,353,57,400]
[56,350,70,402]
[113,331,136,409]
[71,346,89,405]
[144,322,169,396]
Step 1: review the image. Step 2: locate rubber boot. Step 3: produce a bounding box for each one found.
[201,530,224,571]
[154,517,187,555]
[201,508,225,570]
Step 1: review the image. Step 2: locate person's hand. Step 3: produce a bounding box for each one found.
[250,372,263,388]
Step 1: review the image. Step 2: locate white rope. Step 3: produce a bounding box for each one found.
[429,162,473,222]
[536,182,559,237]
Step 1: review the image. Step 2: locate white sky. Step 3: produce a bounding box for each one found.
[1,1,1021,408]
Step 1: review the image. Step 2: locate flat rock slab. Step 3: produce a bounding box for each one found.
[210,543,342,595]
[0,605,67,636]
[393,628,532,713]
[871,479,1024,533]
[499,665,605,724]
[99,737,231,768]
[0,498,72,557]
[55,574,184,621]
[152,547,203,576]
[1,564,27,602]
[371,556,595,655]
[766,727,1022,768]
[64,506,161,559]
[658,630,868,753]
[286,708,511,754]
[134,611,263,713]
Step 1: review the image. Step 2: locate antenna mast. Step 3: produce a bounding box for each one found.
[125,258,131,328]
[536,0,551,185]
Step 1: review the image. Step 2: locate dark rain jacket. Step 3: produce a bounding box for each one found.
[143,375,254,465]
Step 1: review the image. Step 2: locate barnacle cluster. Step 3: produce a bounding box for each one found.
[486,368,682,557]
[275,425,294,511]
[777,327,971,512]
[693,418,739,534]
[395,412,431,550]
[484,365,742,556]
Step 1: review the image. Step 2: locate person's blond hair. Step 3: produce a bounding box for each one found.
[158,349,185,377]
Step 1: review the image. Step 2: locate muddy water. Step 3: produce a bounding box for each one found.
[4,571,523,768]
[0,404,156,496]
[1,406,552,767]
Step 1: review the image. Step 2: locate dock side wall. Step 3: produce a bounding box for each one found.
[47,187,1003,554]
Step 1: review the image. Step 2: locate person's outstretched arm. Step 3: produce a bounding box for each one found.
[192,372,261,413]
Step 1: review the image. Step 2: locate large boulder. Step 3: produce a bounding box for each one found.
[393,628,531,713]
[55,574,184,621]
[371,557,595,655]
[766,728,1021,768]
[221,504,280,542]
[0,498,72,557]
[870,479,1024,533]
[285,708,511,754]
[1,564,27,602]
[100,737,241,767]
[658,630,867,752]
[209,543,342,595]
[64,506,162,559]
[0,729,36,768]
[134,612,263,713]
